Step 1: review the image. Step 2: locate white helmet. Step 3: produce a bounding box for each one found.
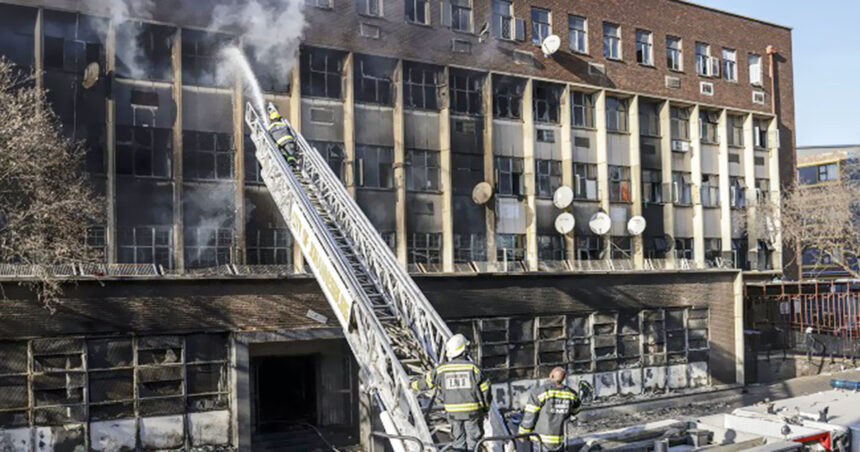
[446,334,469,359]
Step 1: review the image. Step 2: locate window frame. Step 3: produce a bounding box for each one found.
[700,174,720,208]
[533,82,560,123]
[450,70,483,116]
[605,96,629,133]
[576,235,603,260]
[635,29,653,66]
[530,7,551,46]
[405,0,430,25]
[356,0,382,17]
[356,145,395,189]
[699,110,720,145]
[749,53,763,86]
[573,163,598,200]
[603,22,622,60]
[535,159,562,198]
[666,36,682,72]
[408,232,442,265]
[722,48,737,82]
[405,149,442,192]
[672,171,692,205]
[450,0,473,32]
[493,77,524,120]
[728,115,745,147]
[642,169,663,204]
[571,91,595,128]
[670,107,690,142]
[301,49,343,100]
[492,0,514,40]
[608,165,631,202]
[568,15,588,54]
[495,156,525,196]
[403,63,440,110]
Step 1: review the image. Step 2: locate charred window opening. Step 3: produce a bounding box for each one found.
[574,163,598,200]
[0,5,36,69]
[183,131,234,181]
[493,75,524,120]
[452,153,483,196]
[116,126,173,178]
[496,233,525,262]
[454,234,486,263]
[118,226,174,269]
[355,55,394,105]
[609,165,631,202]
[611,236,632,259]
[450,70,482,116]
[405,150,440,192]
[116,21,174,81]
[533,82,561,123]
[606,96,629,133]
[538,235,565,261]
[535,159,562,198]
[576,235,603,260]
[409,232,441,265]
[244,135,264,184]
[0,342,29,427]
[182,30,231,87]
[645,236,670,259]
[301,47,343,99]
[245,41,290,93]
[309,141,345,182]
[495,156,524,196]
[246,228,291,265]
[639,101,661,137]
[184,228,234,268]
[43,11,106,73]
[356,145,394,189]
[31,338,86,425]
[87,338,134,420]
[675,237,694,260]
[403,62,440,110]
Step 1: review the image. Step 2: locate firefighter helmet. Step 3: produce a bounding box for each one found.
[267,103,282,121]
[445,334,469,359]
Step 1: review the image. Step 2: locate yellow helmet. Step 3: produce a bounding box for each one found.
[269,110,281,121]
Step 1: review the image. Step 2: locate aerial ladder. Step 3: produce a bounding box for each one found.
[245,103,510,451]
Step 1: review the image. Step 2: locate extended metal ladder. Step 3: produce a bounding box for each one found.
[246,104,509,451]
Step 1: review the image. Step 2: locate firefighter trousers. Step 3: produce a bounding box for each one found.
[449,414,483,451]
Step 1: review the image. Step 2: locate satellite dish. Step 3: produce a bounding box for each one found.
[541,34,561,57]
[588,211,611,235]
[627,216,647,236]
[82,62,100,89]
[478,22,490,43]
[554,213,575,235]
[472,181,493,205]
[552,186,574,209]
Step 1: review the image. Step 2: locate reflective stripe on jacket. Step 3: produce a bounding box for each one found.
[267,120,295,148]
[517,381,581,448]
[410,358,492,419]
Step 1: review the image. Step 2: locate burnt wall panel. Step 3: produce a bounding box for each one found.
[452,196,484,236]
[534,125,562,161]
[404,110,440,150]
[492,120,523,157]
[116,181,173,227]
[641,137,662,170]
[356,190,396,233]
[355,105,393,147]
[451,117,483,154]
[573,129,597,164]
[115,83,176,128]
[301,98,344,142]
[701,144,720,174]
[406,193,443,233]
[607,133,630,166]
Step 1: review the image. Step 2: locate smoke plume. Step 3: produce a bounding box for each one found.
[90,0,156,79]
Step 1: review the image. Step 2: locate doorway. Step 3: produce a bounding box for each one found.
[252,354,318,434]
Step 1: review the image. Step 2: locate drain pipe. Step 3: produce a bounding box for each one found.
[766,45,778,116]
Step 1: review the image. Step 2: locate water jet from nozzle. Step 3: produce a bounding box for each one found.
[221,46,267,125]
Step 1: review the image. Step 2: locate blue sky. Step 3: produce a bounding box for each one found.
[694,1,860,147]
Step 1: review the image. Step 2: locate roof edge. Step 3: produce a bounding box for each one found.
[673,0,793,31]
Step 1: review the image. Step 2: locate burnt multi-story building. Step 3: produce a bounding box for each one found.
[0,0,794,450]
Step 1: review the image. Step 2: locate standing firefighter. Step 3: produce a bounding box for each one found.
[517,367,592,451]
[411,334,491,452]
[266,104,300,167]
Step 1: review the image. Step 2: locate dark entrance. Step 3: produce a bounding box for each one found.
[252,354,318,434]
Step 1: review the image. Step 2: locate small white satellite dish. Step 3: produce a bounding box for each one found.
[82,62,100,89]
[555,212,576,235]
[541,34,561,57]
[588,211,611,235]
[627,216,647,236]
[472,181,493,205]
[552,186,574,209]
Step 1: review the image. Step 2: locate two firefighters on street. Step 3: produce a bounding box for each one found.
[412,334,592,451]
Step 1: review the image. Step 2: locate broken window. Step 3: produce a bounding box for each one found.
[672,172,692,205]
[31,338,86,425]
[301,47,343,99]
[355,55,394,105]
[538,235,565,261]
[0,341,29,427]
[704,238,722,266]
[185,334,230,412]
[533,82,560,123]
[452,153,483,196]
[642,169,662,203]
[0,4,35,70]
[574,163,598,200]
[675,237,694,260]
[409,232,442,265]
[87,338,134,420]
[754,119,769,148]
[116,21,174,81]
[309,141,345,182]
[606,96,628,133]
[610,236,632,259]
[356,145,394,189]
[118,226,174,269]
[495,156,524,196]
[493,76,524,119]
[701,174,720,207]
[609,165,631,202]
[246,228,291,265]
[43,11,105,74]
[450,70,483,116]
[116,126,173,178]
[403,62,439,110]
[137,336,184,416]
[406,150,441,192]
[183,30,231,87]
[454,234,486,263]
[244,135,263,183]
[535,159,562,198]
[496,234,525,262]
[183,131,234,181]
[576,235,603,260]
[572,91,594,128]
[184,228,234,268]
[244,40,290,93]
[645,236,670,259]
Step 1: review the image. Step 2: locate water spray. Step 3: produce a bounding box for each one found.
[221,46,268,125]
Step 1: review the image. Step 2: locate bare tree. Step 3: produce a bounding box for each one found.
[0,58,104,306]
[779,161,860,279]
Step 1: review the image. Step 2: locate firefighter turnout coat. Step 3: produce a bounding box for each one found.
[411,358,492,420]
[517,381,582,449]
[266,118,298,161]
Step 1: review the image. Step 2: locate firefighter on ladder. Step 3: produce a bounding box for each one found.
[266,104,300,168]
[517,367,592,451]
[411,334,491,452]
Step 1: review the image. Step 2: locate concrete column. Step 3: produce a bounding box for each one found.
[594,90,610,259]
[717,110,732,262]
[628,95,643,269]
[732,272,745,384]
[34,8,42,93]
[342,53,356,198]
[289,62,305,274]
[689,105,704,267]
[659,101,675,269]
[483,74,496,263]
[105,19,117,264]
[439,66,454,272]
[559,86,574,261]
[393,60,407,266]
[171,28,184,272]
[767,116,782,271]
[522,79,537,271]
[742,113,758,269]
[231,334,250,450]
[232,68,246,265]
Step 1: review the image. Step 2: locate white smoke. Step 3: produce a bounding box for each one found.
[90,0,156,79]
[220,46,267,123]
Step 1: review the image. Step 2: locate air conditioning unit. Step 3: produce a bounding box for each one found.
[671,140,690,152]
